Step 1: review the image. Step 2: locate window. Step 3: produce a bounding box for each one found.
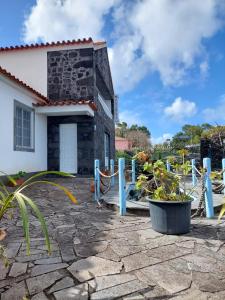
[104,132,110,170]
[14,101,34,151]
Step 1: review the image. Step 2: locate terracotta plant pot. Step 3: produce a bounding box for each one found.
[7,178,25,187]
[0,229,7,241]
[90,181,95,193]
[90,181,105,193]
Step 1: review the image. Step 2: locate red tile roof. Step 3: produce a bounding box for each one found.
[34,99,97,111]
[0,66,48,103]
[0,38,106,52]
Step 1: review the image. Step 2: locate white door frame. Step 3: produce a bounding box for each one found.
[59,123,77,173]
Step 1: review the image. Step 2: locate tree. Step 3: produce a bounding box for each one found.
[130,124,150,137]
[115,122,128,138]
[116,122,151,140]
[170,123,214,150]
[126,130,151,150]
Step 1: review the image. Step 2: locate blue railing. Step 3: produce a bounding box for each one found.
[94,157,225,218]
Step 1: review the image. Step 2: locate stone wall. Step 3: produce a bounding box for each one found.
[47,48,94,100]
[47,46,115,175]
[94,103,115,171]
[95,48,114,98]
[94,48,115,170]
[48,115,94,174]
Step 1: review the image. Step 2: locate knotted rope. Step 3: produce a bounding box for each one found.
[96,168,119,196]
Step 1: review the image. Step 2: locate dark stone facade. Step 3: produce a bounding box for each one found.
[94,104,115,171]
[48,48,94,100]
[94,48,115,171]
[95,48,114,99]
[47,46,115,175]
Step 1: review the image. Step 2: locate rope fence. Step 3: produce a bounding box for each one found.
[94,158,136,215]
[94,156,225,218]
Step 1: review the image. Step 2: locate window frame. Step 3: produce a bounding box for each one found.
[14,100,35,152]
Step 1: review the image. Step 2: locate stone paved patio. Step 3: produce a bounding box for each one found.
[1,178,225,299]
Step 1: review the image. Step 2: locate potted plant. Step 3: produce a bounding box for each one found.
[6,171,27,187]
[136,158,193,235]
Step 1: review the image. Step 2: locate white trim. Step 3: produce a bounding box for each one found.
[94,42,107,50]
[35,104,94,117]
[98,93,112,119]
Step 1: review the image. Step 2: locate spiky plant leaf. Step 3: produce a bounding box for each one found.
[18,193,51,254]
[16,194,30,254]
[218,203,225,222]
[20,171,74,187]
[0,171,17,186]
[17,180,78,204]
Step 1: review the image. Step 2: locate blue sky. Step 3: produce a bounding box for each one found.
[0,0,225,143]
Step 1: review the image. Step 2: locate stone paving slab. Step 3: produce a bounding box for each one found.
[137,262,192,293]
[90,279,149,300]
[53,283,88,300]
[1,281,27,300]
[1,178,225,299]
[47,276,74,294]
[26,271,65,295]
[9,262,27,277]
[68,256,123,282]
[88,273,137,291]
[31,291,49,300]
[31,262,68,276]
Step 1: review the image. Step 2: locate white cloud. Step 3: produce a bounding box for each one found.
[138,0,221,85]
[152,133,173,145]
[23,0,120,43]
[164,97,197,121]
[203,94,225,121]
[119,110,143,127]
[23,0,225,92]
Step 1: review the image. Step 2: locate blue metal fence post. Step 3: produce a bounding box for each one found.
[119,158,126,215]
[110,159,115,187]
[132,159,136,184]
[222,158,225,196]
[166,160,170,172]
[94,159,100,202]
[203,157,214,218]
[192,159,197,187]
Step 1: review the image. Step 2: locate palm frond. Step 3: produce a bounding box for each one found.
[17,180,78,204]
[19,171,75,188]
[218,203,225,222]
[16,194,30,254]
[18,193,51,254]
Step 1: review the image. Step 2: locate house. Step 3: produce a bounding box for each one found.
[115,137,132,151]
[0,38,116,175]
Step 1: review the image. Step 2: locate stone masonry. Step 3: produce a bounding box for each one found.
[47,48,94,101]
[47,46,115,175]
[1,178,225,299]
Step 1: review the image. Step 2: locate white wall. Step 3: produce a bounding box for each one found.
[0,75,47,174]
[0,43,95,96]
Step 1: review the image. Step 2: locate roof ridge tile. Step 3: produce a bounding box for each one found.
[0,38,103,52]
